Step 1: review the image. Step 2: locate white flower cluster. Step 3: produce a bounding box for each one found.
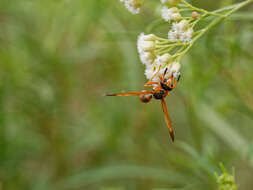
[133,0,199,83]
[161,6,181,22]
[120,0,142,14]
[168,20,193,43]
[137,33,181,82]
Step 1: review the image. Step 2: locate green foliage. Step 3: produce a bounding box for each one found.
[215,163,238,190]
[0,0,253,189]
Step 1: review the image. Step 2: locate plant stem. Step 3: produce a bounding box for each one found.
[177,0,253,61]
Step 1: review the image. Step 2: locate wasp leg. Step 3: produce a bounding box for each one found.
[144,66,162,86]
[161,98,175,142]
[144,81,159,88]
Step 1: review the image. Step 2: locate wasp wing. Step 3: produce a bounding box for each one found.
[161,98,175,142]
[105,91,153,97]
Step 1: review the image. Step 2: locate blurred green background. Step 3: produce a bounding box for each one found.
[0,0,253,189]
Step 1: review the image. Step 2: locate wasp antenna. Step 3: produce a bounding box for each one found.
[177,74,181,82]
[164,68,168,75]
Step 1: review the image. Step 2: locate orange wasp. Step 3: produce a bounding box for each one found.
[106,68,181,142]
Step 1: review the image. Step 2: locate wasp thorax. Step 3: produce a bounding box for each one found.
[154,90,166,99]
[161,82,173,91]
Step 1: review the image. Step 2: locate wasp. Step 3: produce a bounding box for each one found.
[106,68,181,142]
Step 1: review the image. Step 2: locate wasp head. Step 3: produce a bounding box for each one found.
[161,71,181,91]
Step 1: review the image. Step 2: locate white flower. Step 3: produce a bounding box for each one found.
[168,20,193,43]
[169,62,181,74]
[137,33,156,54]
[137,33,158,66]
[145,65,156,80]
[171,13,181,21]
[145,65,163,82]
[140,41,155,51]
[179,28,193,43]
[144,61,181,82]
[170,62,181,80]
[154,53,172,67]
[140,52,155,65]
[168,30,181,42]
[137,33,146,53]
[172,20,189,31]
[124,0,142,14]
[161,7,181,22]
[153,62,181,81]
[138,33,157,43]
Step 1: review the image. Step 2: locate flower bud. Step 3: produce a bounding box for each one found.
[191,11,199,19]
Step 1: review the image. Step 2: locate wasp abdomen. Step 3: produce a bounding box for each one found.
[139,94,152,103]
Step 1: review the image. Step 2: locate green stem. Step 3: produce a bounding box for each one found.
[155,47,174,55]
[213,2,244,13]
[177,0,253,61]
[173,45,188,59]
[156,44,174,49]
[181,0,225,19]
[181,0,209,14]
[179,8,192,12]
[156,42,186,47]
